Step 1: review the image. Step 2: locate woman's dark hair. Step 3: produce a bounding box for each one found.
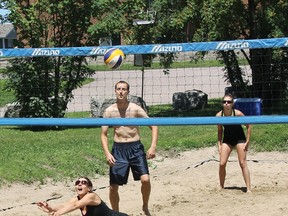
[223,93,234,99]
[79,176,93,191]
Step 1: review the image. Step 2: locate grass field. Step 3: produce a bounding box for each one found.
[0,64,288,186]
[0,120,287,186]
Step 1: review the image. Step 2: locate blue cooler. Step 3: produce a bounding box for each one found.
[233,98,262,116]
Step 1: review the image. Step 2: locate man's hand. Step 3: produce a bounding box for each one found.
[146,147,156,159]
[106,153,116,166]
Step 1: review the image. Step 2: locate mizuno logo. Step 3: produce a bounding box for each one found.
[31,49,60,56]
[151,45,183,53]
[89,47,107,55]
[216,42,249,50]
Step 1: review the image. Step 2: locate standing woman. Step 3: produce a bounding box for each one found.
[216,94,252,192]
[37,177,129,216]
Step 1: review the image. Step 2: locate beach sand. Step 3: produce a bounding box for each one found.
[1,147,288,216]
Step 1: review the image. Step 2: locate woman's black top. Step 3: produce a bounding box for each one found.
[221,109,246,145]
[78,196,128,216]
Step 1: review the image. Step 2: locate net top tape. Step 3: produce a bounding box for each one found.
[1,37,288,57]
[0,116,288,126]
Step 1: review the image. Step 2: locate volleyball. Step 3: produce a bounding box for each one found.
[103,48,124,69]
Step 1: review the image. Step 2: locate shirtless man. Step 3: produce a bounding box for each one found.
[100,80,158,216]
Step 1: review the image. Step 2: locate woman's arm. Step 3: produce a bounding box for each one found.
[37,199,74,214]
[216,111,223,152]
[245,124,252,143]
[235,109,252,147]
[53,193,100,216]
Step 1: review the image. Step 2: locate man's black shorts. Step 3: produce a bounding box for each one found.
[109,140,149,185]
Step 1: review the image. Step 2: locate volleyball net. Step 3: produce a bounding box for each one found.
[0,37,288,126]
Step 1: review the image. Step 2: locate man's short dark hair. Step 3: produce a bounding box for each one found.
[115,80,130,91]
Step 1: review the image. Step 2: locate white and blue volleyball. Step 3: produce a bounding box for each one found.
[104,48,124,69]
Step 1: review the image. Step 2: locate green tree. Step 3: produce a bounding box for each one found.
[2,0,288,115]
[151,0,288,109]
[194,0,288,108]
[1,0,100,117]
[0,0,150,117]
[139,0,202,72]
[194,0,249,97]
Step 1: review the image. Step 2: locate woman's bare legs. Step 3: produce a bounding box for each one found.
[236,143,252,192]
[219,143,233,189]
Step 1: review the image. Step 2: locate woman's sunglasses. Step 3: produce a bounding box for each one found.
[222,100,233,104]
[75,180,88,186]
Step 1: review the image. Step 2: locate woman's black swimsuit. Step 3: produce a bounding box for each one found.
[222,109,246,146]
[78,196,128,216]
